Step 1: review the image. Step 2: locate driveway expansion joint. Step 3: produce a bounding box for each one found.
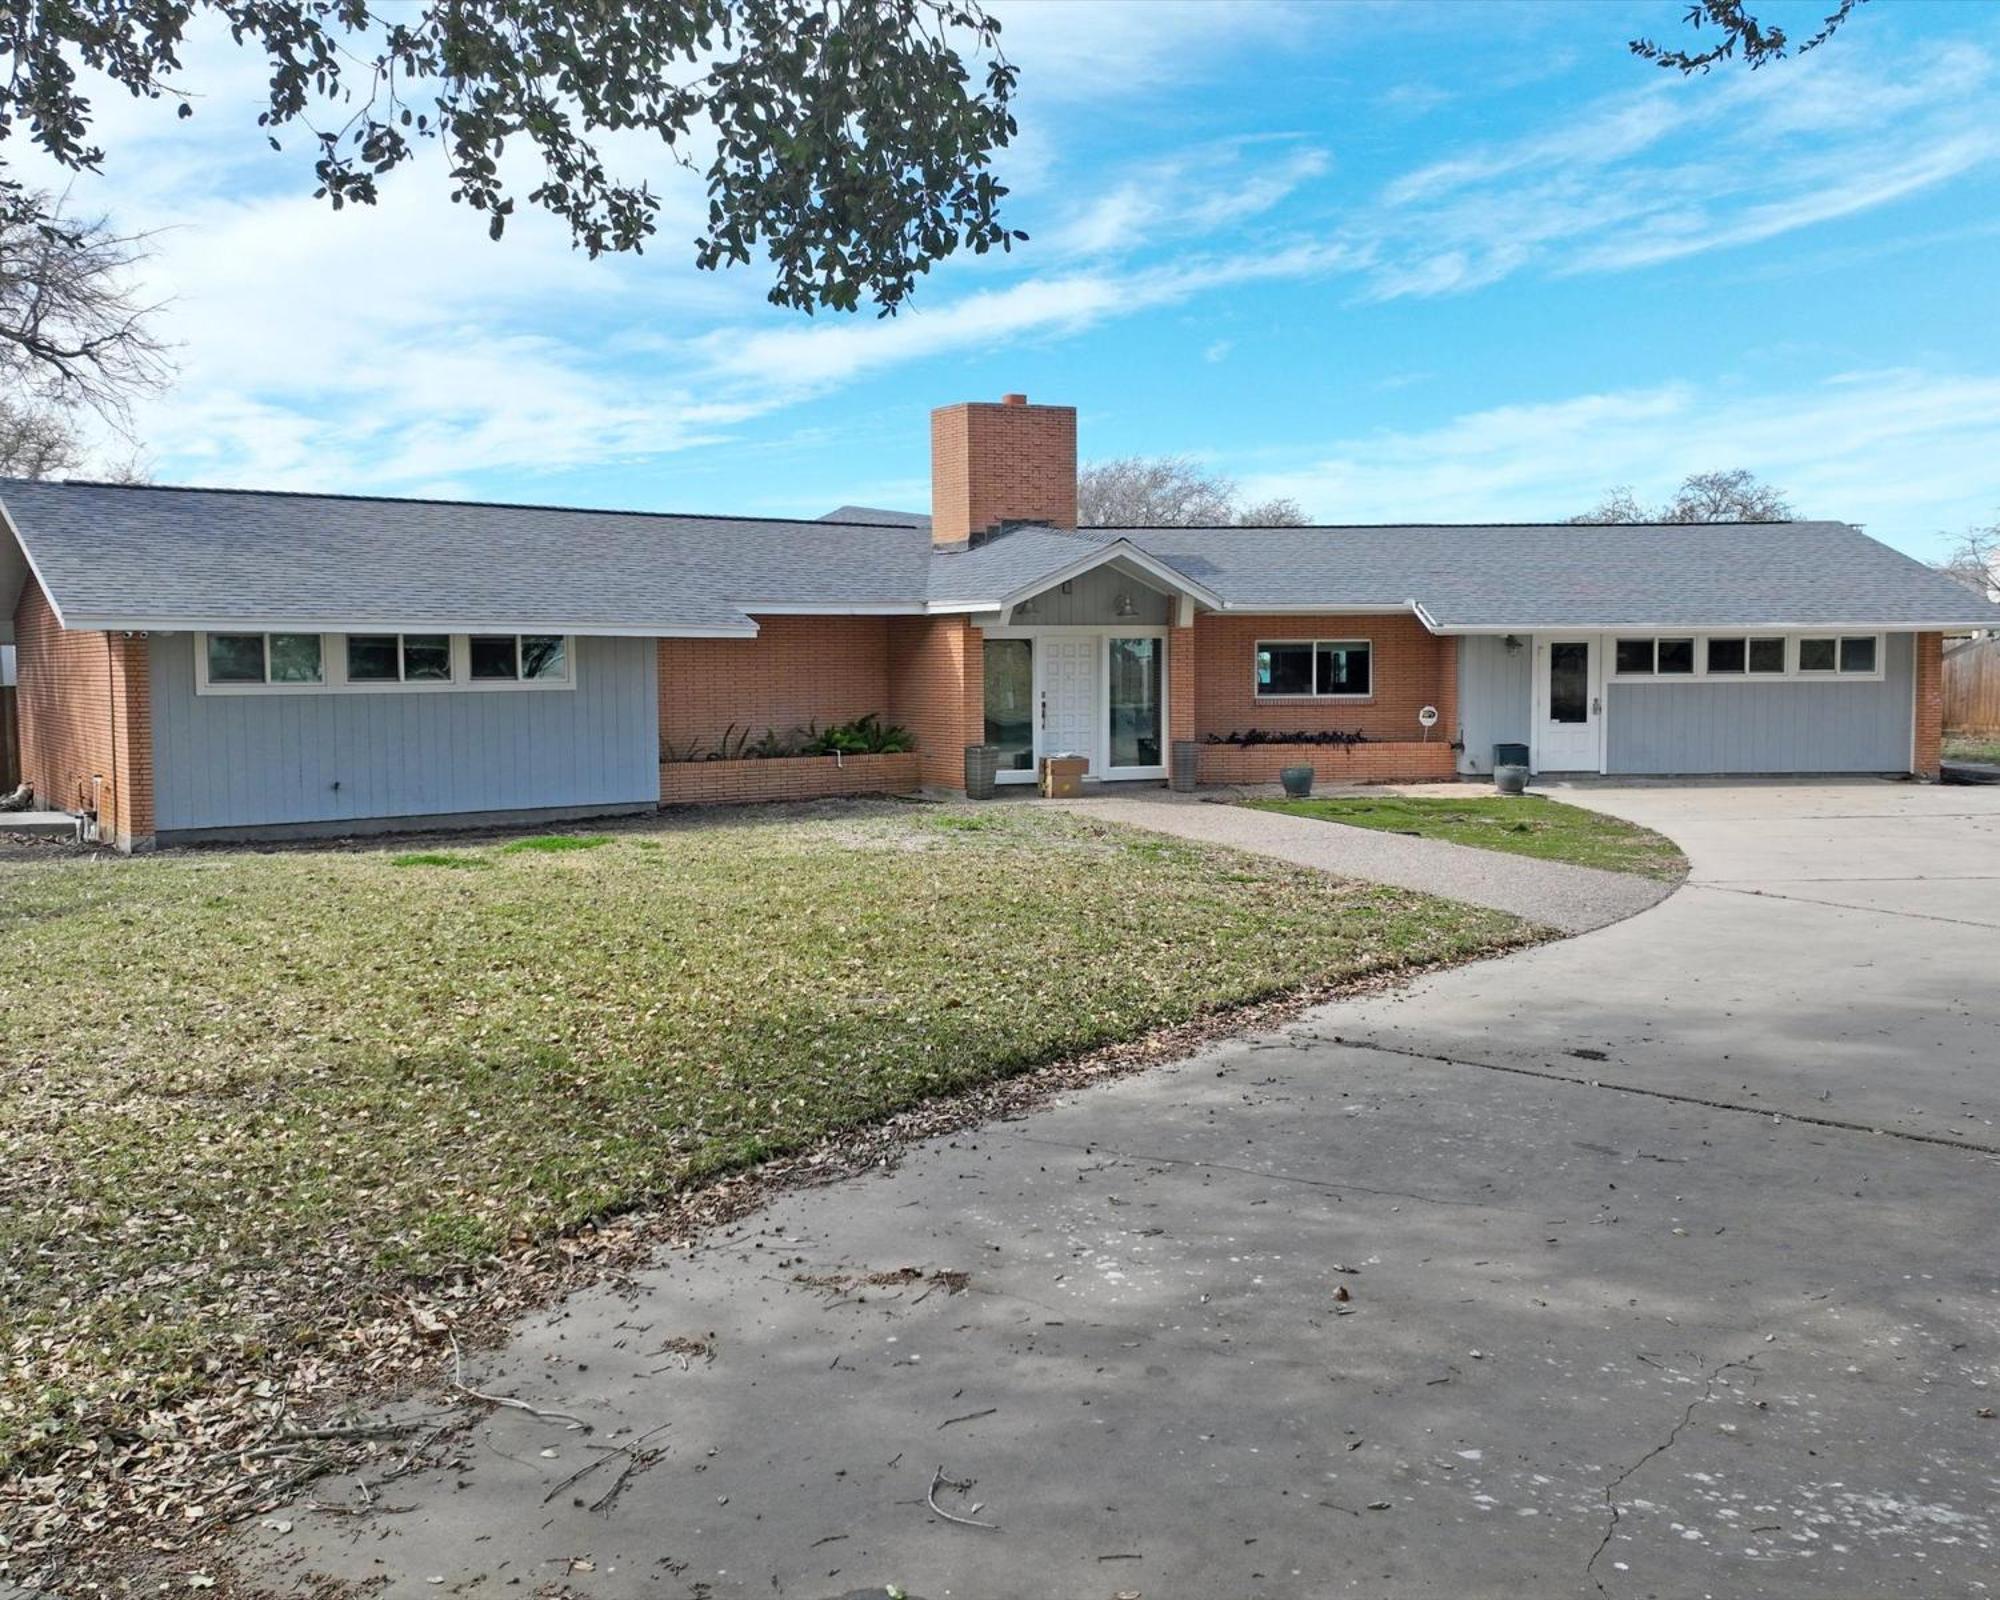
[1312,1031,2000,1157]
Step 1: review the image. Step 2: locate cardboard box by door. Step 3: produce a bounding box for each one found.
[1040,754,1089,797]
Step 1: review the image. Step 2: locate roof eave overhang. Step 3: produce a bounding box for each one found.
[1430,619,2000,634]
[55,614,761,639]
[938,538,1226,616]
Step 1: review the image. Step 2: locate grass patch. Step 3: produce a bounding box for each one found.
[0,805,1529,1548]
[1944,735,2000,766]
[1246,793,1686,880]
[496,833,612,854]
[391,850,493,869]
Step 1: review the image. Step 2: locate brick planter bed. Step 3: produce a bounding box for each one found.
[1197,740,1457,786]
[660,751,923,807]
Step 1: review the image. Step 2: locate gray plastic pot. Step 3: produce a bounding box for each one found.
[1494,763,1530,796]
[1280,763,1316,798]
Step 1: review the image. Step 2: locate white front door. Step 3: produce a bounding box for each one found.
[1535,636,1603,772]
[1040,636,1100,772]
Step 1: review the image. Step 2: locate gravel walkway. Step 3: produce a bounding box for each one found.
[1050,792,1672,932]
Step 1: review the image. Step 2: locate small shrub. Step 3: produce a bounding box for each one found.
[662,713,916,762]
[1203,728,1369,748]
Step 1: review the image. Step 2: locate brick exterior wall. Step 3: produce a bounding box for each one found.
[1191,611,1456,745]
[1913,629,1943,779]
[886,614,983,791]
[12,573,155,849]
[1196,740,1458,786]
[930,398,1077,545]
[660,752,920,806]
[658,615,893,756]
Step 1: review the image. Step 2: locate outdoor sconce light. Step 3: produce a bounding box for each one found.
[1115,590,1137,617]
[1503,634,1524,653]
[1015,596,1038,616]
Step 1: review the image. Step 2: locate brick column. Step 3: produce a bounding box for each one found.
[887,615,982,793]
[1168,622,1197,787]
[106,633,155,850]
[1913,631,1943,780]
[1434,634,1461,775]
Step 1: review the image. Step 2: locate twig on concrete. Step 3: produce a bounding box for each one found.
[927,1465,999,1530]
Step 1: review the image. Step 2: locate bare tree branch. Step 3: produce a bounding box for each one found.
[0,195,171,419]
[1079,457,1310,528]
[0,398,82,479]
[1568,470,1792,524]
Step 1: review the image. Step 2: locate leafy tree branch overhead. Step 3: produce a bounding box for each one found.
[0,0,1022,318]
[1633,0,1868,73]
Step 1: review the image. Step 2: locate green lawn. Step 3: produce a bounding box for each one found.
[1246,793,1687,880]
[0,805,1530,1549]
[1945,734,2000,765]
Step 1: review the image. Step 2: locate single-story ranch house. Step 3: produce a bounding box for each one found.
[5,394,1998,851]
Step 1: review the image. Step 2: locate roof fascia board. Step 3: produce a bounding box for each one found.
[0,497,65,631]
[58,614,760,639]
[735,602,926,616]
[1432,620,2000,634]
[1210,601,1427,617]
[998,539,1226,612]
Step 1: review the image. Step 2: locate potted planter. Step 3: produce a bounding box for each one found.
[1494,763,1530,796]
[1280,763,1315,798]
[963,744,999,801]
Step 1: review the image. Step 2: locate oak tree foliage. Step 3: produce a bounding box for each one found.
[0,0,1022,317]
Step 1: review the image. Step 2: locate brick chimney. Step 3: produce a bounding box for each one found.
[930,394,1077,546]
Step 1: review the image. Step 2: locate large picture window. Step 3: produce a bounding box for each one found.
[1255,639,1373,699]
[197,632,575,694]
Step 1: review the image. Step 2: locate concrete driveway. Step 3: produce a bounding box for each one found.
[249,781,2000,1600]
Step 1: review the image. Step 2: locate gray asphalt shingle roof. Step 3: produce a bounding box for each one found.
[5,479,1995,636]
[1113,519,2000,628]
[0,480,934,635]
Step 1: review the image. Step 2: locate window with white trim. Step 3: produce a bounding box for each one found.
[195,633,575,694]
[1255,639,1373,698]
[469,634,567,682]
[1703,636,1787,675]
[348,633,453,683]
[1611,633,1884,682]
[1796,635,1878,676]
[205,632,324,686]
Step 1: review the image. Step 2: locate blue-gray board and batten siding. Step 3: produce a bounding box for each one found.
[147,634,660,836]
[1455,634,1533,776]
[1607,631,1914,775]
[1459,631,1916,776]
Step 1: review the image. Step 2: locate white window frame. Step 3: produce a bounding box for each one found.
[1609,632,1885,684]
[1253,637,1375,701]
[342,631,458,688]
[194,632,577,695]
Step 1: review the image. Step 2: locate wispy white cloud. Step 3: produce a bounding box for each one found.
[1357,39,2000,300]
[1234,369,2000,558]
[1042,139,1330,257]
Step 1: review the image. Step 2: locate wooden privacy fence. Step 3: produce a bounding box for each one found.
[1944,636,2000,733]
[0,686,18,791]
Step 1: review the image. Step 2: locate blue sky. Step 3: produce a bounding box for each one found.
[32,0,2000,559]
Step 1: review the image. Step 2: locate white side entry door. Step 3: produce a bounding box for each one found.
[1533,636,1604,772]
